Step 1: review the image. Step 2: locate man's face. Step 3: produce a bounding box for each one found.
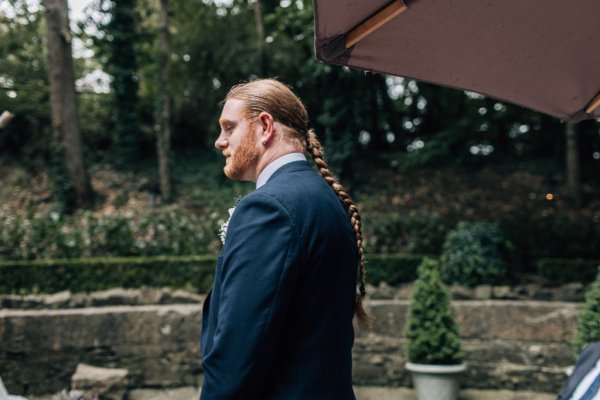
[216,99,261,181]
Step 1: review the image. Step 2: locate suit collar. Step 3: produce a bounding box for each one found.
[256,153,307,188]
[264,159,313,185]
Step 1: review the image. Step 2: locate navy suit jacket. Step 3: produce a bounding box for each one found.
[200,160,358,400]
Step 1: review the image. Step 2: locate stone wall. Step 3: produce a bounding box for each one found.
[355,300,579,393]
[0,295,580,396]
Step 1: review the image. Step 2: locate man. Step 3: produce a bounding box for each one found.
[200,79,371,400]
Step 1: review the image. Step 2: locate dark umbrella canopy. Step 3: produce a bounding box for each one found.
[314,0,600,121]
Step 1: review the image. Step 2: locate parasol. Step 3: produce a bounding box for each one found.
[313,0,600,121]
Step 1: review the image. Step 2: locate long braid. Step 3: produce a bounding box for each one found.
[307,129,374,329]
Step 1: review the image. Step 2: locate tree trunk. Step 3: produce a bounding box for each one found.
[253,0,265,74]
[156,0,172,202]
[565,121,582,207]
[44,0,92,209]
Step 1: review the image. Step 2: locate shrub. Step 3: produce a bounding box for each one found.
[404,257,463,365]
[573,266,600,355]
[0,207,223,260]
[499,212,600,270]
[363,212,454,254]
[366,253,434,286]
[440,221,511,287]
[0,255,216,294]
[537,258,600,286]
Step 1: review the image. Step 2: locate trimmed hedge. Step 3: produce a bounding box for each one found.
[366,253,433,286]
[3,254,596,295]
[0,255,217,294]
[538,258,600,285]
[0,253,430,295]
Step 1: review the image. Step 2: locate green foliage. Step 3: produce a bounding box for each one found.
[441,221,511,287]
[573,267,600,354]
[364,212,453,254]
[0,255,216,294]
[404,257,463,365]
[0,207,223,260]
[537,258,600,286]
[2,0,599,182]
[500,211,600,264]
[105,0,142,164]
[167,0,260,149]
[0,1,51,161]
[365,253,433,286]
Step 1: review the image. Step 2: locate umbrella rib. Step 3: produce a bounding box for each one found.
[345,0,407,49]
[585,92,600,114]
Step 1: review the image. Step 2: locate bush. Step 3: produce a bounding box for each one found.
[573,266,600,354]
[363,212,454,254]
[404,257,463,365]
[440,221,511,287]
[366,253,434,286]
[537,258,600,286]
[0,207,223,260]
[500,212,600,269]
[0,255,216,294]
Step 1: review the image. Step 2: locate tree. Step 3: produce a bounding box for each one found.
[155,0,171,201]
[565,121,582,207]
[253,0,265,74]
[107,0,141,166]
[0,1,51,161]
[44,0,93,209]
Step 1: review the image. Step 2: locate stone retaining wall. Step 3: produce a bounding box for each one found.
[0,299,579,396]
[356,300,579,393]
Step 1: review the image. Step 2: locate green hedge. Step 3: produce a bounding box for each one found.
[537,258,600,285]
[0,253,430,295]
[4,254,596,294]
[0,255,217,294]
[366,253,433,286]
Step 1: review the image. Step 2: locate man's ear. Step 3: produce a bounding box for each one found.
[257,111,274,145]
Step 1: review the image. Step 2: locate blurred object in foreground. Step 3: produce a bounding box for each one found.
[0,111,14,129]
[0,375,28,400]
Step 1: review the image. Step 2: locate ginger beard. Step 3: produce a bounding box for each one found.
[224,122,261,180]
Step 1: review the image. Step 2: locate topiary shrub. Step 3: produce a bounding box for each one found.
[404,257,463,365]
[573,266,600,355]
[440,221,511,287]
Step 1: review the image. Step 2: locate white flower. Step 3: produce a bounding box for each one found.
[219,207,235,245]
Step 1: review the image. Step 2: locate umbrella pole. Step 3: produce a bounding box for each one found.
[345,0,407,48]
[585,92,600,114]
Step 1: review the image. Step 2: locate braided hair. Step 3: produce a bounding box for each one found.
[226,79,374,329]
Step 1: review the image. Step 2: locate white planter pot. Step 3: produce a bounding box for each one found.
[405,362,466,400]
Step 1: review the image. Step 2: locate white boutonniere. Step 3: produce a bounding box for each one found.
[219,207,235,245]
[219,197,241,245]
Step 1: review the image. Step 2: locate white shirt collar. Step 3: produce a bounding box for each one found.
[256,152,307,188]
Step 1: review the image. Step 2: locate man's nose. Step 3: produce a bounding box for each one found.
[215,135,228,150]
